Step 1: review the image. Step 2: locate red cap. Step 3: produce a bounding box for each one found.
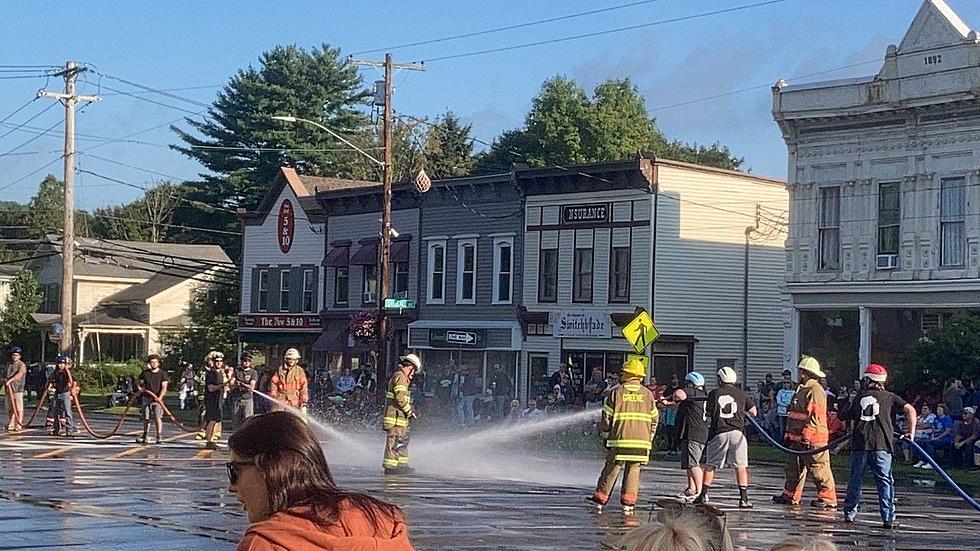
[863,363,888,382]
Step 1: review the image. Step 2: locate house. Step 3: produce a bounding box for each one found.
[237,167,377,370]
[772,0,980,378]
[0,264,19,311]
[27,236,232,363]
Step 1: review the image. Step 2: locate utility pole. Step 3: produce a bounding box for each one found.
[349,54,424,393]
[39,61,100,359]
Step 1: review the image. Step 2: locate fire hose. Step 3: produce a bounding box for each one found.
[747,414,980,512]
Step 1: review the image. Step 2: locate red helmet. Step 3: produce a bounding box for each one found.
[863,363,888,383]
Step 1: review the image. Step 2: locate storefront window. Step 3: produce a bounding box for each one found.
[799,309,859,386]
[528,354,550,401]
[486,350,517,399]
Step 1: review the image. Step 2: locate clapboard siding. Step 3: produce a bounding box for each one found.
[653,164,788,383]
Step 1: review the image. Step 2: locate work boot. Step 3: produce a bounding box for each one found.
[622,505,635,515]
[738,498,754,509]
[585,496,605,511]
[810,499,837,509]
[204,441,217,450]
[772,494,799,505]
[882,521,898,530]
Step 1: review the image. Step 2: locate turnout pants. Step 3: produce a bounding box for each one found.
[592,451,642,506]
[383,429,410,470]
[783,444,837,503]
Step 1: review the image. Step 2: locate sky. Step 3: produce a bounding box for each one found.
[0,0,978,211]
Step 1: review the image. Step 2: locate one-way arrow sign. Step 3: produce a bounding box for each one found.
[446,330,477,345]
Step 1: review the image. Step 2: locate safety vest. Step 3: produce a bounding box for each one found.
[785,378,830,446]
[383,370,413,431]
[271,365,308,408]
[601,380,658,463]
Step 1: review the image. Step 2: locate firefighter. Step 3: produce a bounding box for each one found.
[773,356,838,508]
[586,358,658,514]
[383,354,420,475]
[269,348,309,418]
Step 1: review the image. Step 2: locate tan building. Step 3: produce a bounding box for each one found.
[27,236,232,363]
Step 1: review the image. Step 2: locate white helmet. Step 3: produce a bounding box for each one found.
[400,353,422,371]
[284,348,301,360]
[717,366,738,384]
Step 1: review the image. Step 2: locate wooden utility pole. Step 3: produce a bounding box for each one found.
[348,54,424,391]
[38,61,100,358]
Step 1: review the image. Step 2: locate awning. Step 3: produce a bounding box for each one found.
[322,246,349,267]
[390,240,410,263]
[313,327,376,353]
[350,242,378,265]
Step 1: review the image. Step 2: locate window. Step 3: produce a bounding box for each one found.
[334,267,349,306]
[877,182,900,256]
[940,177,966,267]
[538,248,558,303]
[42,283,60,314]
[818,186,840,271]
[302,268,315,313]
[609,247,630,303]
[279,270,290,312]
[362,265,378,304]
[493,237,513,304]
[573,248,594,303]
[427,242,446,304]
[257,269,269,312]
[393,262,409,296]
[456,239,476,304]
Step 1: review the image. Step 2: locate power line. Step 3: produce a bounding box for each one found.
[354,0,668,55]
[0,101,58,145]
[0,154,64,194]
[97,83,203,115]
[0,98,38,128]
[92,72,212,108]
[98,84,222,97]
[421,0,792,63]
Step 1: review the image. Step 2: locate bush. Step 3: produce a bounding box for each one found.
[75,361,145,394]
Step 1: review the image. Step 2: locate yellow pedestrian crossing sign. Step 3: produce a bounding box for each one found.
[622,310,659,354]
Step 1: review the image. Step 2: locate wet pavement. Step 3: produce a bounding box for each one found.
[1,416,978,550]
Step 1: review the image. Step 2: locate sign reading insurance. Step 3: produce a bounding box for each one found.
[561,203,609,224]
[278,199,295,253]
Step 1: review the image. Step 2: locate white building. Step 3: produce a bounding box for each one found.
[772,0,980,378]
[519,158,787,399]
[237,167,376,369]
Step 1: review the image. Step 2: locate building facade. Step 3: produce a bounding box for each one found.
[772,0,980,378]
[238,167,375,370]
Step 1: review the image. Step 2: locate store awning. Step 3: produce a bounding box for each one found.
[349,242,378,265]
[390,240,410,263]
[322,246,349,267]
[313,327,375,352]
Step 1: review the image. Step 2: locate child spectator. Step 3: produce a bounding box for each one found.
[776,380,795,441]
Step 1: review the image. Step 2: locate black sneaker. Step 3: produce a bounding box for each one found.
[154,438,162,445]
[810,499,837,509]
[772,494,799,505]
[204,441,217,450]
[693,494,709,505]
[738,498,754,509]
[882,521,897,530]
[135,437,146,445]
[843,517,854,524]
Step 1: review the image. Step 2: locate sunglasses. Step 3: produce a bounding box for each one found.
[226,460,253,485]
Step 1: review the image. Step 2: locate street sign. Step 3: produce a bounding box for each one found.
[622,310,660,354]
[428,329,486,348]
[384,298,416,309]
[446,330,477,345]
[626,353,649,371]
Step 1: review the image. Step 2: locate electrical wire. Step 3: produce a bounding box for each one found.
[0,101,58,145]
[97,83,203,115]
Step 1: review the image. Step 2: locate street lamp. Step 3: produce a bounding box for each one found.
[273,114,393,401]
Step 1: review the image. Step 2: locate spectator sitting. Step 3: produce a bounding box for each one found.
[521,398,545,422]
[827,408,845,443]
[583,366,607,408]
[950,407,980,467]
[914,404,937,439]
[913,404,953,468]
[506,399,521,423]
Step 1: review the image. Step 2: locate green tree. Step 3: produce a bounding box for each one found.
[172,43,371,211]
[0,269,43,347]
[91,182,185,242]
[524,76,591,165]
[899,313,980,393]
[423,112,475,179]
[25,175,64,237]
[160,280,238,370]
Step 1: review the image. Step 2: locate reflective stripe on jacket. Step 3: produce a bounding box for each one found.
[601,380,658,463]
[384,370,413,430]
[785,378,829,446]
[269,365,308,408]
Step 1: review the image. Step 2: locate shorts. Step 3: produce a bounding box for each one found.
[706,431,749,469]
[141,401,163,422]
[680,439,706,470]
[5,391,24,416]
[203,398,222,423]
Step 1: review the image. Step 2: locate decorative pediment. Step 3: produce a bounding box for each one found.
[898,0,971,52]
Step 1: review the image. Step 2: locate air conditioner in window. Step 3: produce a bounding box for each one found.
[362,292,377,304]
[875,254,898,270]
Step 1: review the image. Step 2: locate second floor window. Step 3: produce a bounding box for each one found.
[393,261,409,295]
[609,247,630,303]
[279,270,290,312]
[573,248,594,303]
[41,283,60,314]
[538,248,558,303]
[877,182,900,257]
[362,265,378,304]
[302,268,314,313]
[493,238,513,304]
[818,186,840,271]
[457,239,476,304]
[334,267,349,306]
[941,177,966,267]
[428,242,445,304]
[257,269,269,312]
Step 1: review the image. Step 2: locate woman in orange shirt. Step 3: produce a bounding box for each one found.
[228,411,414,551]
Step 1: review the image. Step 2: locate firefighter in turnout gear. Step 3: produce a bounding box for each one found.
[269,348,309,419]
[773,356,838,508]
[383,354,420,475]
[587,359,658,514]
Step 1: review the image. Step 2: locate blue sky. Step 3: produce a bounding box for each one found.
[0,0,977,210]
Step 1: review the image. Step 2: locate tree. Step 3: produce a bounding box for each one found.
[91,182,185,242]
[160,279,238,370]
[172,44,371,212]
[25,175,64,237]
[0,269,43,348]
[475,76,743,172]
[899,313,980,393]
[423,112,475,179]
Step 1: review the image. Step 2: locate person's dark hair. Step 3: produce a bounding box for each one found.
[228,411,401,532]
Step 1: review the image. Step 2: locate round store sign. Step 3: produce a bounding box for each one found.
[277,199,295,253]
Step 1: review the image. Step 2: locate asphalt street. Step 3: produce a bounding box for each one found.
[0,415,978,550]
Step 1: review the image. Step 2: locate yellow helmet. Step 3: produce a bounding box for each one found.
[284,348,301,360]
[621,358,646,379]
[797,356,826,378]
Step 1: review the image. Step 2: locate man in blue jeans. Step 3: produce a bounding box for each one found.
[49,354,76,437]
[841,363,916,529]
